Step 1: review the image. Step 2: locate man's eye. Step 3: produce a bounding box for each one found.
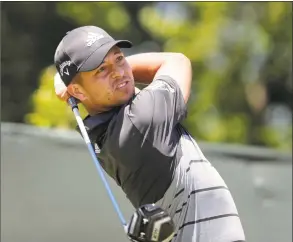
[97,66,106,73]
[117,56,124,62]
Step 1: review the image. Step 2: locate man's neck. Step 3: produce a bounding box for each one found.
[86,105,113,116]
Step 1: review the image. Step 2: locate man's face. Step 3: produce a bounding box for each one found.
[72,46,135,111]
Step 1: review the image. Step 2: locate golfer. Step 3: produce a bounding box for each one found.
[54,25,246,242]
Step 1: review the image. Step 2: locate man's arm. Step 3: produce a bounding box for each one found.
[126,52,192,103]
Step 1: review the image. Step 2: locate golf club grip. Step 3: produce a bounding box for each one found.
[67,97,128,229]
[67,97,78,110]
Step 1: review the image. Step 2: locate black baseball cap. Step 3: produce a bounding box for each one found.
[54,26,132,86]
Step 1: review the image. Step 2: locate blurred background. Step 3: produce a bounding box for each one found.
[1,2,292,242]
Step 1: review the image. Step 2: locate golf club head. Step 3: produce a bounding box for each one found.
[127,204,175,242]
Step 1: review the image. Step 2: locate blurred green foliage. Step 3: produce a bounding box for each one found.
[25,66,88,129]
[2,2,292,150]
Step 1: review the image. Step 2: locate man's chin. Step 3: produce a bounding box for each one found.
[119,93,134,105]
[112,86,135,106]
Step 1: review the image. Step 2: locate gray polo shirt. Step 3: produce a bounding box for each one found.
[80,75,187,208]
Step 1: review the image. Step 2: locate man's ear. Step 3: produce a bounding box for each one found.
[67,83,87,102]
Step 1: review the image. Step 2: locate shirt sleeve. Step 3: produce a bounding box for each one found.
[126,75,188,156]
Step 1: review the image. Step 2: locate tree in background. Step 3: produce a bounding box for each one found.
[136,2,292,149]
[2,2,292,150]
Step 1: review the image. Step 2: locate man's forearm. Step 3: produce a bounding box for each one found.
[126,53,177,85]
[126,52,192,103]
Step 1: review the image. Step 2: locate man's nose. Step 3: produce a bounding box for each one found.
[111,66,124,79]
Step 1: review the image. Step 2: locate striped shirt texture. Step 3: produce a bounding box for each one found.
[156,127,246,242]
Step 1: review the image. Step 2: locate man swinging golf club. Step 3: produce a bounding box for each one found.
[54,26,246,242]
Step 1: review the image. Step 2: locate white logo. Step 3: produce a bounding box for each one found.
[59,60,71,76]
[94,143,101,154]
[86,32,104,47]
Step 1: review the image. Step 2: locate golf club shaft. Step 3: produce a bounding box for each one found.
[67,97,128,231]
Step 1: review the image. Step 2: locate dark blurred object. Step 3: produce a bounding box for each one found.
[1,2,75,122]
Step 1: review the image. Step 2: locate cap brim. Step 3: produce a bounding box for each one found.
[79,40,132,72]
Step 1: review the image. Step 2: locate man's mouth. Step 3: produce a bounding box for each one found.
[116,81,128,89]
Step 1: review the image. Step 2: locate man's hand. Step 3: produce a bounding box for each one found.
[54,72,71,102]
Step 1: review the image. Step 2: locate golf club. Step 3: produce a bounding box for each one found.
[67,95,128,231]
